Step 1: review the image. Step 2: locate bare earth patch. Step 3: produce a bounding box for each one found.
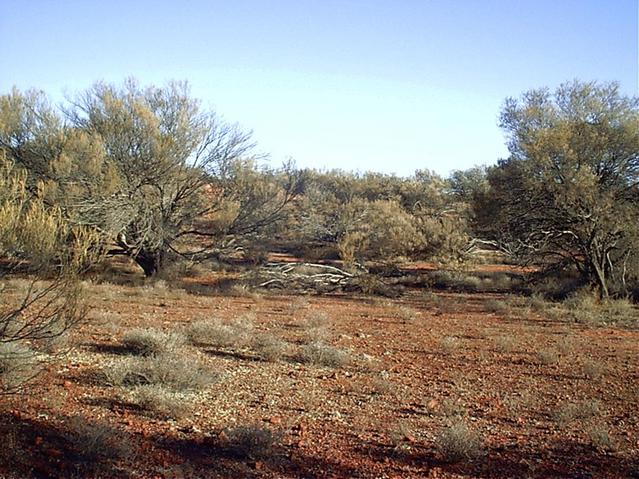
[1,270,638,478]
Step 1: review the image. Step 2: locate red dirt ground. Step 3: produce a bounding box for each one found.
[1,268,637,478]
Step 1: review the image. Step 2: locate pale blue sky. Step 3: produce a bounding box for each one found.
[1,0,637,175]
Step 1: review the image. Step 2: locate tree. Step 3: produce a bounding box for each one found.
[0,156,95,392]
[490,80,639,297]
[0,81,301,276]
[65,80,258,276]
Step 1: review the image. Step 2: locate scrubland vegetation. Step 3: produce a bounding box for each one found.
[0,79,638,478]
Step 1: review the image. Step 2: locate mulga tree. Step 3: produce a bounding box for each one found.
[65,79,256,276]
[0,157,96,392]
[489,81,639,297]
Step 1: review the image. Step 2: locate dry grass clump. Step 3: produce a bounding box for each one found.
[537,348,560,365]
[435,420,483,463]
[485,299,510,315]
[186,316,253,349]
[554,399,602,426]
[582,358,604,379]
[587,423,616,451]
[298,341,350,368]
[494,335,517,353]
[129,384,189,419]
[121,328,186,356]
[105,353,217,391]
[394,305,420,323]
[222,424,283,459]
[562,292,638,327]
[0,342,40,392]
[65,416,133,464]
[252,334,289,362]
[439,335,460,353]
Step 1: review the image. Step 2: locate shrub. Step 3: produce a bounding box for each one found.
[485,299,510,315]
[186,316,253,349]
[223,424,282,459]
[106,353,217,391]
[537,348,560,365]
[0,342,40,393]
[298,342,350,368]
[65,416,133,464]
[435,420,483,463]
[252,334,289,362]
[554,399,602,426]
[494,335,516,353]
[130,384,189,419]
[582,359,604,379]
[121,328,185,356]
[439,336,459,353]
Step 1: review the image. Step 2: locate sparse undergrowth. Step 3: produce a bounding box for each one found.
[435,420,484,463]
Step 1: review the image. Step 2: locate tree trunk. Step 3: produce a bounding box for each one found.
[591,257,610,300]
[133,249,163,277]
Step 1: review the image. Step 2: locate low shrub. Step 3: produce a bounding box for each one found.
[0,342,40,393]
[222,424,282,459]
[186,316,253,349]
[435,420,483,463]
[252,334,289,362]
[298,341,350,368]
[121,328,185,356]
[130,384,189,419]
[105,353,217,392]
[554,399,602,426]
[65,416,133,464]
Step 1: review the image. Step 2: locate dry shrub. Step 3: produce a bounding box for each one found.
[440,336,460,353]
[252,334,289,362]
[222,424,282,459]
[0,342,40,392]
[582,358,604,379]
[485,299,510,315]
[186,316,253,349]
[494,335,516,353]
[587,423,616,451]
[537,348,560,365]
[562,291,638,327]
[121,328,186,356]
[554,399,602,426]
[130,384,189,419]
[105,353,217,392]
[435,420,483,463]
[298,341,350,368]
[65,416,133,464]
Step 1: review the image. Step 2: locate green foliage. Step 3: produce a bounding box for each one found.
[0,157,95,393]
[488,81,639,297]
[292,169,470,265]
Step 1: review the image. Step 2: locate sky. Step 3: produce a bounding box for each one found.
[1,0,637,176]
